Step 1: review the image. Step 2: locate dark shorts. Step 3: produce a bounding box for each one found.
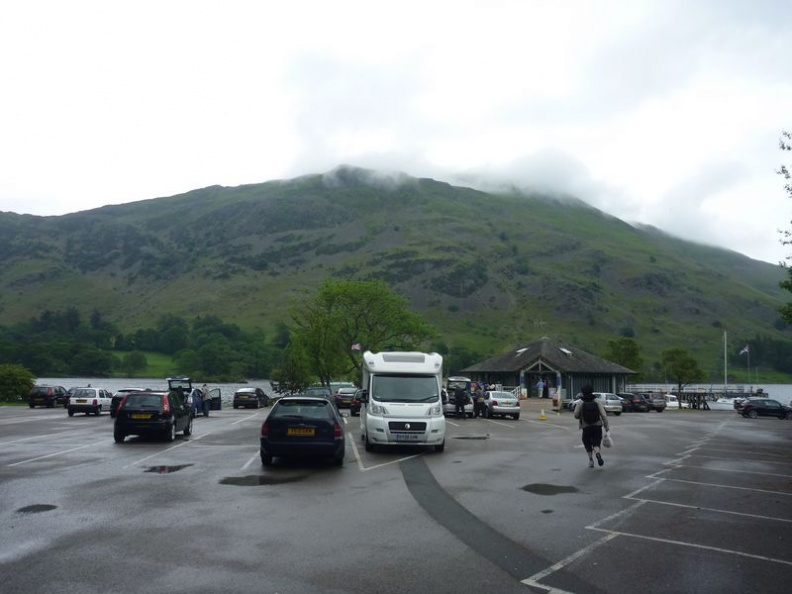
[581,425,603,451]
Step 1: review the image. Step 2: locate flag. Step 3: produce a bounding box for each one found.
[739,345,749,355]
[351,343,361,351]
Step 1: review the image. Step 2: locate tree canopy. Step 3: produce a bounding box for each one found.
[283,279,435,386]
[779,129,792,323]
[603,337,644,379]
[660,347,704,394]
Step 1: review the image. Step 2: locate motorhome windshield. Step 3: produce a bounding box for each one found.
[371,374,439,403]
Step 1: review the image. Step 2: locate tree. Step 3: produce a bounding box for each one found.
[120,351,148,376]
[660,347,704,397]
[0,363,35,402]
[603,337,644,379]
[778,129,792,323]
[70,346,114,376]
[289,279,435,383]
[271,340,313,393]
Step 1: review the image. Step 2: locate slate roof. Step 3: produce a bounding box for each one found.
[462,337,637,375]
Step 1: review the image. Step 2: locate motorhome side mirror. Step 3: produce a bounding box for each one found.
[360,390,368,403]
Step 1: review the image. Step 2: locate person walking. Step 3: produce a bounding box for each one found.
[573,385,609,468]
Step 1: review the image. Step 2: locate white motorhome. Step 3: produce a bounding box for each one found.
[359,351,445,453]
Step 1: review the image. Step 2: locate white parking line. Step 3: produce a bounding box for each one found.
[230,411,264,425]
[663,463,792,479]
[7,440,105,467]
[625,497,792,524]
[122,440,192,469]
[482,419,518,428]
[525,420,792,591]
[241,451,260,470]
[587,526,792,567]
[0,429,80,446]
[522,532,620,591]
[653,475,792,496]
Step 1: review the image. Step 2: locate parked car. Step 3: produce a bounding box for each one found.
[350,389,364,416]
[67,387,113,416]
[665,394,681,409]
[734,398,791,419]
[110,387,148,418]
[114,390,193,443]
[63,387,79,408]
[645,393,667,412]
[333,387,358,409]
[442,389,474,417]
[617,392,650,412]
[28,385,68,408]
[233,387,270,409]
[303,386,334,402]
[567,393,623,415]
[482,390,520,420]
[259,396,345,466]
[593,393,623,415]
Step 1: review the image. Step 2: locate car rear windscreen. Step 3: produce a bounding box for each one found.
[123,394,163,407]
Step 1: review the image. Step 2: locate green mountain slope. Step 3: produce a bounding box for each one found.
[0,166,788,375]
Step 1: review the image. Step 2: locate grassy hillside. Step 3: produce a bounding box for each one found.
[0,166,789,379]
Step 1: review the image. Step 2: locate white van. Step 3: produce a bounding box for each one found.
[359,351,445,453]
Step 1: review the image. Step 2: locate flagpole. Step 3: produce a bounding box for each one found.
[723,331,727,389]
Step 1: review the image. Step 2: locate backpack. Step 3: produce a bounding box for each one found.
[581,400,600,424]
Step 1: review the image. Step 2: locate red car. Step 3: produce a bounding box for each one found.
[350,389,364,416]
[332,387,357,409]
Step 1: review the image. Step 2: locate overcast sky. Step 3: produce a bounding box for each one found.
[1,0,790,264]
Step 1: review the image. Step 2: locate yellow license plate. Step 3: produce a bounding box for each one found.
[131,413,152,419]
[287,427,315,436]
[76,399,87,403]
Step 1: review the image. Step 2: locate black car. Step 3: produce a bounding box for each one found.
[260,396,345,467]
[644,393,667,412]
[110,387,149,418]
[28,385,68,408]
[735,398,791,419]
[617,392,650,412]
[303,386,333,400]
[114,391,193,443]
[233,387,269,409]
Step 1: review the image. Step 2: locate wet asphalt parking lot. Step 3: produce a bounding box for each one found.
[0,402,790,594]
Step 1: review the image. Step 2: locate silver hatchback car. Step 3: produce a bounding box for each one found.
[483,390,521,420]
[593,392,623,416]
[568,392,624,415]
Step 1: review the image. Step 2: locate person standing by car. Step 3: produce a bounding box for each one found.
[574,385,609,468]
[201,384,211,417]
[473,385,486,418]
[454,386,468,419]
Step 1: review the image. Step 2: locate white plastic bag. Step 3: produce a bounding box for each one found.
[602,430,613,448]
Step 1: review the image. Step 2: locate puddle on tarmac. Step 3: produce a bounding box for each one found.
[220,474,308,486]
[17,504,57,514]
[521,483,579,495]
[144,464,194,474]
